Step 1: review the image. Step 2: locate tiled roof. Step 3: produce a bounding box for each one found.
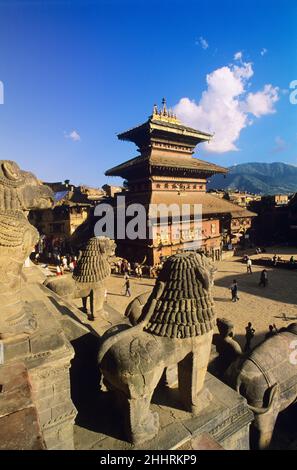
[114,191,256,218]
[150,118,212,136]
[105,155,227,176]
[149,192,256,218]
[150,155,227,173]
[53,190,93,207]
[117,117,212,142]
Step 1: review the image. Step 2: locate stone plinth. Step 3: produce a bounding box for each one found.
[74,372,253,450]
[178,432,224,450]
[0,362,45,450]
[0,300,77,450]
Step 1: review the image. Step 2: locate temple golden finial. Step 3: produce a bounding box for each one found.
[162,97,167,116]
[151,98,180,123]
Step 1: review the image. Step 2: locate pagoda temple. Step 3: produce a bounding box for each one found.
[105,99,255,265]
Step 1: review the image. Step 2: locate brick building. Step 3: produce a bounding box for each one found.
[104,100,256,264]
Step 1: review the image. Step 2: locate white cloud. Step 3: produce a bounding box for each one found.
[260,48,268,56]
[174,61,279,153]
[272,136,286,153]
[244,84,279,117]
[64,130,81,142]
[234,51,243,61]
[196,36,209,50]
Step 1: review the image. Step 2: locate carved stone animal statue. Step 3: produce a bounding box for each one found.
[211,318,242,378]
[0,160,53,338]
[44,237,115,320]
[125,291,151,325]
[98,252,217,445]
[225,323,297,449]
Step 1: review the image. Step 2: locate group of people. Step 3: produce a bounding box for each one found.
[121,263,163,297]
[272,254,282,266]
[32,235,73,263]
[55,255,78,276]
[229,269,268,303]
[113,259,146,278]
[244,322,279,352]
[230,253,285,353]
[149,263,164,279]
[32,235,79,277]
[117,259,166,297]
[245,256,268,283]
[113,259,132,275]
[113,258,165,280]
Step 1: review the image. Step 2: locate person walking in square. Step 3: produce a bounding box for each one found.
[230,279,239,302]
[124,275,131,297]
[246,257,252,274]
[244,322,255,352]
[259,269,268,287]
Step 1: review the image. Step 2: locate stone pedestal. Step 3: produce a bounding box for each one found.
[0,300,77,450]
[0,362,45,450]
[74,372,253,450]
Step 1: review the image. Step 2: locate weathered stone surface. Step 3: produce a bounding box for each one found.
[210,318,242,378]
[0,161,78,450]
[98,252,217,445]
[225,322,297,450]
[0,407,45,450]
[74,371,253,450]
[0,362,32,418]
[28,343,77,450]
[43,417,75,450]
[44,237,115,320]
[1,334,31,362]
[2,300,77,450]
[0,160,53,338]
[0,361,45,450]
[178,432,224,450]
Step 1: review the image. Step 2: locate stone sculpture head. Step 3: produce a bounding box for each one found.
[217,318,235,338]
[0,160,53,338]
[140,251,216,338]
[0,160,53,212]
[72,236,116,283]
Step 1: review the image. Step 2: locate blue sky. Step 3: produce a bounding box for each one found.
[0,0,296,187]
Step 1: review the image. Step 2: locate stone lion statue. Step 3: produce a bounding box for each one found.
[0,160,53,338]
[225,323,297,449]
[44,236,115,320]
[98,252,217,445]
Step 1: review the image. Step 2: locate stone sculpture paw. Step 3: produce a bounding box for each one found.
[131,411,159,446]
[191,388,213,415]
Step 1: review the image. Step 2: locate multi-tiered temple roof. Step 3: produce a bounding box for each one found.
[106,99,227,179]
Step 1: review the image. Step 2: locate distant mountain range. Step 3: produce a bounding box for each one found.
[207,162,297,195]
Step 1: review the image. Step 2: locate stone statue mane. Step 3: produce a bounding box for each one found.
[0,160,53,338]
[142,252,216,338]
[73,237,115,283]
[45,237,116,320]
